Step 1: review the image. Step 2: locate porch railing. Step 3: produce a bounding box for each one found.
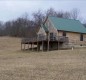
[21,35,69,44]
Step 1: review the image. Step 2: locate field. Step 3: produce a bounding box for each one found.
[0,37,86,80]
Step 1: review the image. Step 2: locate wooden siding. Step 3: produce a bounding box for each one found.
[46,18,57,34]
[58,31,79,42]
[67,32,80,42]
[83,34,86,41]
[58,31,86,45]
[37,27,46,36]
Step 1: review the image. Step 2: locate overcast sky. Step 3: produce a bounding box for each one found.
[0,0,86,22]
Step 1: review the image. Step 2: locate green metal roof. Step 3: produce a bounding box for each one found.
[41,24,48,32]
[49,16,86,33]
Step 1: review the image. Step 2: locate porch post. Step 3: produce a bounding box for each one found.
[33,42,34,51]
[28,43,29,50]
[58,31,59,50]
[58,41,59,50]
[42,40,44,52]
[47,32,50,51]
[48,40,49,51]
[24,44,25,50]
[31,43,32,50]
[21,43,22,50]
[32,43,33,51]
[37,36,39,51]
[37,42,38,51]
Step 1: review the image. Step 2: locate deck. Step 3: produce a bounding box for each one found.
[21,35,69,51]
[21,35,69,44]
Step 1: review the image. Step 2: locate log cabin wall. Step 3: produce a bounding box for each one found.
[83,34,86,41]
[58,31,86,46]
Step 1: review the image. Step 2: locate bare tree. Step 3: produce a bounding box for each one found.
[70,8,80,20]
[46,8,57,17]
[32,10,45,26]
[0,21,4,36]
[0,8,83,37]
[63,12,71,19]
[56,11,64,18]
[46,8,71,19]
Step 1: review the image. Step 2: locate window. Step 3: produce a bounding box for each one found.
[50,33,56,40]
[63,31,66,36]
[50,33,53,38]
[80,34,83,41]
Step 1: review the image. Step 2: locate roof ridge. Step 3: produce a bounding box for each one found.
[48,16,79,21]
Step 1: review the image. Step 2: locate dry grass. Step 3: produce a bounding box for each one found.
[0,37,86,80]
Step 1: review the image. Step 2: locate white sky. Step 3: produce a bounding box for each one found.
[0,0,86,22]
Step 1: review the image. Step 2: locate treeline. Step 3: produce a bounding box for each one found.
[0,8,86,37]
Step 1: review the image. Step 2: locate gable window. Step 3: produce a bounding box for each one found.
[63,31,66,36]
[80,34,83,41]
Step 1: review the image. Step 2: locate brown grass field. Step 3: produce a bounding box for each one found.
[0,37,86,80]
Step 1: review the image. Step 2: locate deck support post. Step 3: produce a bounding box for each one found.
[28,43,29,50]
[48,41,49,51]
[33,43,34,49]
[47,32,50,51]
[37,42,39,52]
[21,43,22,50]
[58,41,59,50]
[42,40,44,52]
[32,42,34,51]
[31,43,32,50]
[58,31,59,50]
[37,36,39,52]
[24,44,25,50]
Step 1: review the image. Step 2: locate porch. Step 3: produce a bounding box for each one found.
[21,35,69,51]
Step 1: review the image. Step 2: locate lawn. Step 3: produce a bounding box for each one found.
[0,37,86,80]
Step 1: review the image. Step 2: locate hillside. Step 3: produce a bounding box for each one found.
[0,37,86,80]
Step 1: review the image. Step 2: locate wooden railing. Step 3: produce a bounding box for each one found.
[50,36,68,42]
[21,35,69,44]
[21,37,37,43]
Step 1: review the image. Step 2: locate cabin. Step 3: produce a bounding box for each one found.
[21,16,86,51]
